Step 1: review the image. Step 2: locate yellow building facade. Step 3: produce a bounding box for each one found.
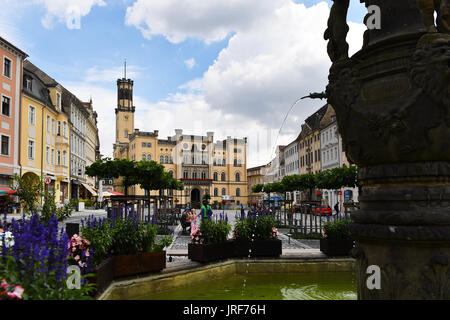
[20,61,70,204]
[113,76,248,208]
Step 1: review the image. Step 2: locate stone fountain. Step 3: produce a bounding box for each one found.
[324,0,449,299]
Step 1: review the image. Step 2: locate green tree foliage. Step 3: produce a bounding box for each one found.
[13,174,43,215]
[251,184,264,193]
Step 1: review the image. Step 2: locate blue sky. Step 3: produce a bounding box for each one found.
[1,0,367,167]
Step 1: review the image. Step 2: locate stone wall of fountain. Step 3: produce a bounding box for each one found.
[324,0,450,299]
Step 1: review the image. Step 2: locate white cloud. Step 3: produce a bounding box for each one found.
[184,58,196,69]
[125,0,286,44]
[84,65,143,83]
[77,0,365,167]
[125,1,365,165]
[36,0,106,30]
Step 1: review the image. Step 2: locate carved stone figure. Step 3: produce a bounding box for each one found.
[324,0,350,62]
[417,0,450,33]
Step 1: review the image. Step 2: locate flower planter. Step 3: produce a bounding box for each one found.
[188,241,234,262]
[88,256,114,296]
[112,250,166,278]
[320,238,354,256]
[233,239,282,258]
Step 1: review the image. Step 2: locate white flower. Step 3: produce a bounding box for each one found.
[0,232,14,248]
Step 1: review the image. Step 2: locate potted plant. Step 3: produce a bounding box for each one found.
[80,214,172,288]
[188,217,233,262]
[232,215,282,257]
[320,218,354,256]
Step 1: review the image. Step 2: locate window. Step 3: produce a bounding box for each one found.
[183,171,189,179]
[142,142,146,148]
[28,106,35,125]
[51,149,54,164]
[63,121,67,137]
[147,154,151,161]
[222,188,226,196]
[142,154,146,160]
[221,172,226,181]
[24,77,32,91]
[3,57,11,78]
[169,156,173,164]
[28,140,35,159]
[57,121,61,136]
[2,96,10,117]
[192,171,197,179]
[236,188,241,197]
[165,156,168,164]
[124,130,128,138]
[235,172,240,182]
[214,188,218,197]
[168,171,173,178]
[56,92,61,109]
[160,155,164,163]
[57,151,61,165]
[47,116,50,132]
[63,151,67,166]
[1,135,9,156]
[201,171,206,179]
[52,119,55,134]
[46,147,50,164]
[213,172,218,181]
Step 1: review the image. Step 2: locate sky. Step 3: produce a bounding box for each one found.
[1,0,367,168]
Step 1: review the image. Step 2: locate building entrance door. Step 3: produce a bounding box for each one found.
[191,188,200,206]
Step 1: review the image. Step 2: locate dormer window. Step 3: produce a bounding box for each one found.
[24,77,32,91]
[56,92,61,109]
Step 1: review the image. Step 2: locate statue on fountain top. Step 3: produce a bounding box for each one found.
[417,0,450,33]
[324,0,350,63]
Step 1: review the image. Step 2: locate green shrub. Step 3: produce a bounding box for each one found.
[79,199,95,207]
[322,219,352,240]
[232,215,278,241]
[192,219,231,245]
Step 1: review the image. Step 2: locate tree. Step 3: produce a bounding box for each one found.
[297,173,317,201]
[135,161,184,195]
[315,165,358,190]
[85,158,139,195]
[12,174,43,215]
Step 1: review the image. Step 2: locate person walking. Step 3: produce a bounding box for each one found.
[334,202,340,215]
[200,200,209,220]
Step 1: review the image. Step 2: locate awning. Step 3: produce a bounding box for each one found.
[81,183,98,196]
[0,188,18,196]
[102,190,125,197]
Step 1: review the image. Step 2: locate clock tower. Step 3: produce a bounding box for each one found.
[113,60,135,158]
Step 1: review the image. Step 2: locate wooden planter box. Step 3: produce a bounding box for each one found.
[233,239,282,258]
[113,250,166,278]
[188,241,234,263]
[320,238,354,256]
[87,256,114,296]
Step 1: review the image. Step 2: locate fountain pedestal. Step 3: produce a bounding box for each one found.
[324,0,450,299]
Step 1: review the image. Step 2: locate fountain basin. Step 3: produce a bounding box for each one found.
[98,254,355,300]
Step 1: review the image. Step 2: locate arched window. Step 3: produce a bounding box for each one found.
[170,156,173,164]
[235,172,240,182]
[221,172,226,181]
[165,155,169,163]
[160,155,164,163]
[213,172,218,181]
[183,171,189,179]
[236,188,241,197]
[222,188,226,196]
[222,159,226,166]
[214,188,218,196]
[142,154,146,160]
[201,172,206,179]
[147,154,152,161]
[193,171,197,179]
[169,170,173,178]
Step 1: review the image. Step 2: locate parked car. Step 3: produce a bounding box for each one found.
[312,205,333,215]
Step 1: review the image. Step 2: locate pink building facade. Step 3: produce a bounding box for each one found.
[0,37,28,187]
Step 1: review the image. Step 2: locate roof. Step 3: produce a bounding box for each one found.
[0,36,28,58]
[23,60,58,87]
[305,104,328,131]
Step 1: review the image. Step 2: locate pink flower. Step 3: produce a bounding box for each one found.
[12,285,24,299]
[74,255,80,261]
[72,247,77,252]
